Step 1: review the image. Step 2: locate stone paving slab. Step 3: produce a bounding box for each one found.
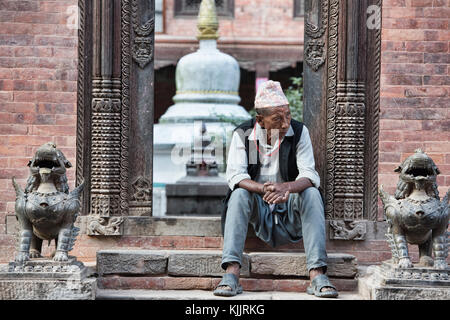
[97,275,357,292]
[249,252,358,278]
[96,289,364,300]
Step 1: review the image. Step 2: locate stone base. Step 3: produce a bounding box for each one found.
[97,250,358,278]
[165,178,228,216]
[358,261,450,300]
[0,257,96,300]
[96,250,359,292]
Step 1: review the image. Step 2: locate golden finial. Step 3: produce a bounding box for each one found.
[197,0,219,40]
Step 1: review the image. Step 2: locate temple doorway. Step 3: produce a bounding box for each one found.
[75,0,381,240]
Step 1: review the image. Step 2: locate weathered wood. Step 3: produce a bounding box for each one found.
[77,0,155,234]
[304,0,382,225]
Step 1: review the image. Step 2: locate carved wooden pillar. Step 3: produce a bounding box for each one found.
[128,0,155,216]
[304,0,382,240]
[90,0,122,229]
[77,0,155,236]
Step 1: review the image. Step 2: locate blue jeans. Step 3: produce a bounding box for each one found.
[222,187,328,273]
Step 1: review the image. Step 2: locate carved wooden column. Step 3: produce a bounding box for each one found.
[304,0,382,240]
[77,0,155,236]
[89,0,123,234]
[128,0,155,216]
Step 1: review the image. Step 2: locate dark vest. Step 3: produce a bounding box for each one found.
[221,118,304,234]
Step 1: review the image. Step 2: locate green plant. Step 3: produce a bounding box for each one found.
[285,76,304,122]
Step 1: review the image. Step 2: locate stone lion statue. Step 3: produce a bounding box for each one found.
[12,142,84,263]
[379,149,449,269]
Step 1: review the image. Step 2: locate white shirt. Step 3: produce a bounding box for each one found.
[226,122,320,191]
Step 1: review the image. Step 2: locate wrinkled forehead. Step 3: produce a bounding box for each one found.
[258,105,290,117]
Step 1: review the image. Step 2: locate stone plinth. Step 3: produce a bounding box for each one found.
[0,257,96,300]
[165,177,228,216]
[358,261,450,300]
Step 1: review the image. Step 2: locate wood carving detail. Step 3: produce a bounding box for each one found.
[304,0,328,72]
[131,176,152,202]
[305,39,325,72]
[333,82,366,220]
[319,0,381,224]
[120,0,131,215]
[324,0,339,219]
[76,0,155,228]
[369,0,383,221]
[90,79,122,217]
[132,0,155,68]
[329,220,366,241]
[87,216,124,236]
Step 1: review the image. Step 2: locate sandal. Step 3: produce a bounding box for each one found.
[306,274,339,298]
[213,273,243,297]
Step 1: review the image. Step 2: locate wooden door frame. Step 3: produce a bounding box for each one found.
[76,0,383,240]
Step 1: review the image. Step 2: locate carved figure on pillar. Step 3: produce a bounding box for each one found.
[132,0,155,68]
[379,149,449,269]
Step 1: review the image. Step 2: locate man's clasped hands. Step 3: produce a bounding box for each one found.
[262,181,290,205]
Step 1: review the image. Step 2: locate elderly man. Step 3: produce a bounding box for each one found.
[213,80,338,298]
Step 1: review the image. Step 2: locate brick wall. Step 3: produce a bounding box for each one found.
[0,1,449,264]
[163,0,304,39]
[379,0,450,201]
[0,0,78,261]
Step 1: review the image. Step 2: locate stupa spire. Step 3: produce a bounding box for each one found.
[197,0,219,40]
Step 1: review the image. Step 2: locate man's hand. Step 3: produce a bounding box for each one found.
[238,178,313,205]
[262,182,290,204]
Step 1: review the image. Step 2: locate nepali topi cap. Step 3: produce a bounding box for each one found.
[254,80,289,109]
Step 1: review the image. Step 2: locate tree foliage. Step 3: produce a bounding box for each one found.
[285,76,303,122]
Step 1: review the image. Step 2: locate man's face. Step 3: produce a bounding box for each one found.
[256,105,291,141]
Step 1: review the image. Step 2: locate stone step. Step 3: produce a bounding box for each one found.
[97,249,358,278]
[96,289,364,300]
[97,275,358,292]
[96,249,359,292]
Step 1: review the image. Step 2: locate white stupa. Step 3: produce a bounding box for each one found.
[152,0,251,215]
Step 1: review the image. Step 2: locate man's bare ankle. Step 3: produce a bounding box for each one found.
[309,267,324,280]
[309,267,334,292]
[216,263,241,291]
[226,262,240,277]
